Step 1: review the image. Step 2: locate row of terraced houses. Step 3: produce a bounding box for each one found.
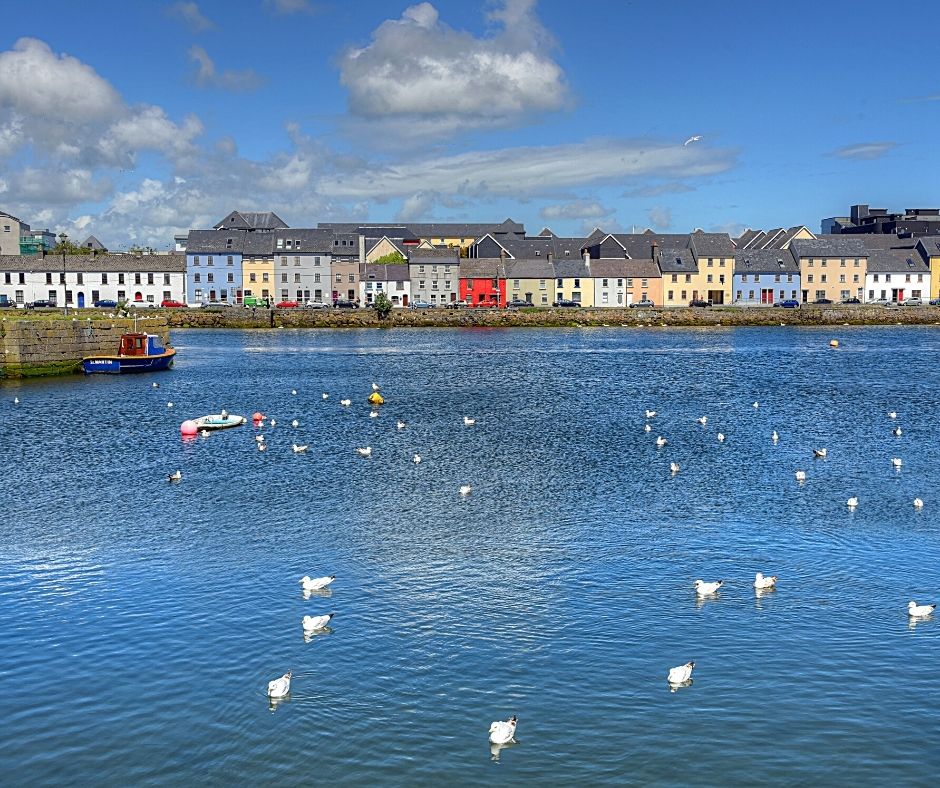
[3,209,940,308]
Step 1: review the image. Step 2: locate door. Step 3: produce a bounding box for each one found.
[77,292,85,308]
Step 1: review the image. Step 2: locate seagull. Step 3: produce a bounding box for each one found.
[644,423,652,433]
[397,420,406,430]
[371,382,380,392]
[270,419,277,427]
[292,444,308,453]
[13,397,19,404]
[258,442,267,452]
[754,572,777,590]
[255,435,265,443]
[645,409,657,418]
[167,470,182,482]
[489,716,517,745]
[302,613,334,632]
[369,411,378,418]
[908,600,936,617]
[151,383,158,389]
[267,671,292,699]
[463,416,476,426]
[752,402,759,409]
[668,661,695,684]
[891,457,903,468]
[291,389,297,395]
[914,497,924,509]
[356,447,372,457]
[813,448,827,458]
[772,430,779,443]
[694,579,723,596]
[683,135,703,146]
[888,411,897,419]
[300,575,335,591]
[717,432,725,442]
[167,402,174,408]
[670,462,680,474]
[340,399,351,407]
[847,496,858,508]
[892,426,902,437]
[200,429,210,437]
[696,416,707,425]
[322,393,329,400]
[291,419,299,428]
[413,453,422,464]
[656,436,668,448]
[459,484,473,496]
[795,470,806,481]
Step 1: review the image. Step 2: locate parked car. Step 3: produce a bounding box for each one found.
[333,299,359,309]
[552,299,581,308]
[629,299,655,308]
[689,298,711,308]
[811,298,834,305]
[444,301,466,310]
[275,300,300,308]
[201,301,233,309]
[410,300,435,309]
[773,299,800,309]
[160,299,185,308]
[243,296,269,308]
[902,297,923,306]
[930,298,940,306]
[840,297,861,305]
[304,300,329,309]
[26,300,53,309]
[93,299,118,308]
[506,299,531,308]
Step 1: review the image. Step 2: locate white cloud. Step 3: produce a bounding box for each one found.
[339,1,567,138]
[187,46,263,91]
[97,106,203,166]
[830,142,897,161]
[263,0,317,14]
[166,2,215,32]
[648,206,672,230]
[6,167,112,205]
[319,139,736,200]
[540,200,613,221]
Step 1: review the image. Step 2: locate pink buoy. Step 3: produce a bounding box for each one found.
[252,411,265,422]
[180,419,198,436]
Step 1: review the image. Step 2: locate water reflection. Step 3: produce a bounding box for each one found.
[907,613,934,631]
[754,586,776,606]
[303,626,334,643]
[302,588,333,601]
[695,592,721,610]
[668,679,693,693]
[268,695,290,713]
[489,740,518,762]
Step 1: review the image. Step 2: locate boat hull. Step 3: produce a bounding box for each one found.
[82,349,176,374]
[193,414,246,430]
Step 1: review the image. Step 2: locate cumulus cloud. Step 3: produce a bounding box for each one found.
[166,2,215,32]
[623,182,695,198]
[339,0,567,138]
[540,200,613,221]
[188,46,263,91]
[830,142,897,161]
[319,139,737,200]
[5,167,112,205]
[648,206,672,230]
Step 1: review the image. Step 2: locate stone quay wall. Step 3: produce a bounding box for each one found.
[0,317,171,378]
[165,305,940,330]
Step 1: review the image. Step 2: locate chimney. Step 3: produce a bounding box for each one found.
[358,234,365,264]
[583,248,590,263]
[547,251,553,264]
[650,240,658,261]
[499,248,506,261]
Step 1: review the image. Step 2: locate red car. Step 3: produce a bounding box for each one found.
[275,301,300,308]
[160,299,186,308]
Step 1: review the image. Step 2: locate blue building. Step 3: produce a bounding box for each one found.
[732,249,801,305]
[185,229,245,304]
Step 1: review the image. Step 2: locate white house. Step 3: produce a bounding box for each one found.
[360,263,411,306]
[864,247,931,303]
[0,253,186,307]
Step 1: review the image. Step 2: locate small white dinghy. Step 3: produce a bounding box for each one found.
[194,414,247,431]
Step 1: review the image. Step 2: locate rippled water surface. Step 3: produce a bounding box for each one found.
[2,326,939,785]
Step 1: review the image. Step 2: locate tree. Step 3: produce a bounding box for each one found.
[374,292,393,319]
[51,240,91,255]
[373,251,406,264]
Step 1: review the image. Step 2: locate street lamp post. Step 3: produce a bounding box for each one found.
[58,232,68,315]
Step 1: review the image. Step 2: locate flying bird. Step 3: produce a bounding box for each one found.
[683,135,703,146]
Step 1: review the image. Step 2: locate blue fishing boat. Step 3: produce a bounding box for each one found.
[82,332,176,374]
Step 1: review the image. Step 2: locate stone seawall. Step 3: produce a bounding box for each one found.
[0,317,170,378]
[165,305,940,330]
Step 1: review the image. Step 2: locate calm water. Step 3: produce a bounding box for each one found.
[1,327,939,786]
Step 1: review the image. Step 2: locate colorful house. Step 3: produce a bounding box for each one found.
[505,258,554,305]
[241,233,276,303]
[688,232,734,305]
[658,247,699,306]
[915,236,940,300]
[360,263,411,307]
[790,237,867,303]
[459,258,507,306]
[864,247,930,303]
[553,258,594,306]
[274,229,334,305]
[185,229,244,304]
[591,259,663,306]
[409,248,461,305]
[732,250,801,305]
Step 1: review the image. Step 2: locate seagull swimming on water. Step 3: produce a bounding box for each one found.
[683,135,703,146]
[668,661,695,684]
[888,411,897,420]
[267,671,292,698]
[772,430,779,443]
[754,572,777,590]
[694,579,723,596]
[697,416,707,425]
[459,484,472,496]
[892,457,903,468]
[340,399,351,407]
[656,436,668,448]
[463,416,476,426]
[302,613,334,632]
[717,432,725,442]
[892,426,902,437]
[795,470,806,481]
[397,420,406,430]
[847,496,858,508]
[813,448,827,458]
[670,462,680,475]
[356,447,372,457]
[300,575,335,591]
[645,409,657,418]
[167,470,182,482]
[413,453,422,464]
[644,423,652,433]
[908,600,936,617]
[292,444,308,453]
[914,497,924,509]
[489,716,517,745]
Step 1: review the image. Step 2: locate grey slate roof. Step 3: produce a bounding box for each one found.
[866,248,930,274]
[242,233,276,255]
[82,235,106,251]
[318,220,525,240]
[214,210,288,231]
[505,258,555,278]
[0,253,185,272]
[733,249,800,275]
[856,234,918,251]
[459,258,508,278]
[916,236,940,258]
[615,233,690,259]
[408,248,461,262]
[591,259,661,278]
[790,236,869,257]
[186,229,246,253]
[657,248,696,273]
[734,229,762,249]
[273,229,341,253]
[361,263,410,282]
[689,231,734,258]
[552,259,591,279]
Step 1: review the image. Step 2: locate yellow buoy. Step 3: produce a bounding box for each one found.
[368,391,384,405]
[829,339,839,348]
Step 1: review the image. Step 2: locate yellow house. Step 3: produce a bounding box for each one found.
[366,237,409,263]
[552,259,594,306]
[688,232,734,305]
[916,237,940,299]
[505,259,555,305]
[790,237,867,302]
[659,248,700,306]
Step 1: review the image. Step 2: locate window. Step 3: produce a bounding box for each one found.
[741,274,747,283]
[774,274,780,282]
[444,280,451,289]
[281,257,287,267]
[681,290,687,299]
[719,259,726,267]
[60,272,66,284]
[119,273,125,285]
[668,290,674,300]
[314,273,320,283]
[627,279,633,287]
[348,274,354,282]
[3,273,8,284]
[294,257,300,267]
[821,274,827,283]
[65,290,73,304]
[18,272,24,285]
[117,290,126,300]
[617,279,623,287]
[821,259,827,268]
[539,279,546,289]
[46,272,53,285]
[808,260,813,268]
[336,274,342,282]
[207,273,214,283]
[839,274,846,283]
[885,274,892,282]
[76,273,83,285]
[707,258,714,267]
[840,258,846,267]
[249,273,256,283]
[227,256,234,266]
[295,273,301,283]
[873,274,880,282]
[227,273,234,283]
[602,278,609,287]
[905,274,911,283]
[419,280,426,289]
[808,274,814,283]
[147,273,154,285]
[277,239,283,249]
[574,279,580,289]
[193,256,200,265]
[642,279,648,288]
[281,273,288,283]
[15,289,23,303]
[315,256,321,266]
[262,273,269,282]
[736,290,742,300]
[685,274,691,283]
[671,274,678,283]
[164,273,171,285]
[707,274,713,283]
[135,273,141,285]
[207,256,213,266]
[556,278,562,287]
[787,274,793,282]
[853,274,859,283]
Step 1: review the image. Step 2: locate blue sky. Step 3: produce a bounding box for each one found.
[2,0,939,247]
